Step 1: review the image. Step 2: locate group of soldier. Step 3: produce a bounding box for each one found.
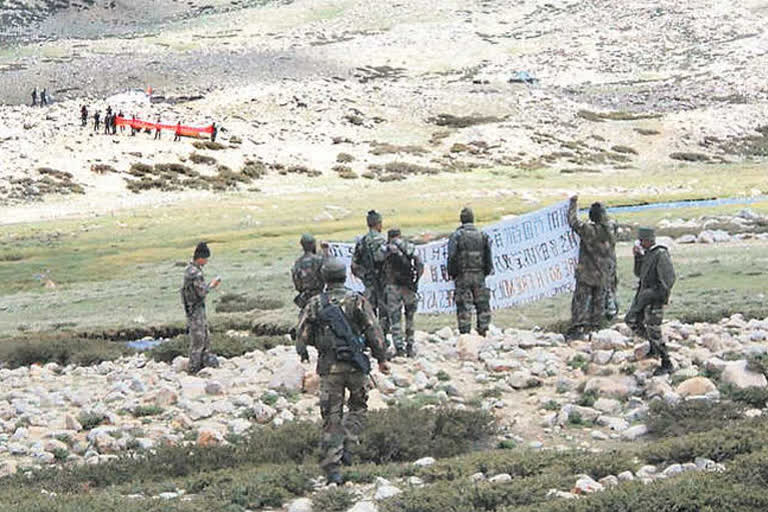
[179,200,675,484]
[568,196,676,374]
[83,105,126,135]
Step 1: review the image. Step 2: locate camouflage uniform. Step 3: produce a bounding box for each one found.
[447,209,493,336]
[351,229,389,335]
[291,252,325,310]
[624,229,676,370]
[181,261,212,374]
[296,276,387,480]
[378,233,424,355]
[567,199,617,335]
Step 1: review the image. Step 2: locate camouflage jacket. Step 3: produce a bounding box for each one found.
[296,283,387,375]
[377,239,424,288]
[351,229,386,288]
[447,223,493,279]
[634,245,676,304]
[291,252,325,305]
[181,262,210,317]
[568,201,617,287]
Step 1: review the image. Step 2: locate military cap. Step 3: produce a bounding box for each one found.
[387,227,401,240]
[193,242,210,260]
[321,257,347,283]
[460,207,474,224]
[366,209,382,227]
[300,233,316,251]
[638,227,655,240]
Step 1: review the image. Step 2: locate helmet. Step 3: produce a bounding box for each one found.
[321,257,347,283]
[460,207,474,224]
[300,233,316,252]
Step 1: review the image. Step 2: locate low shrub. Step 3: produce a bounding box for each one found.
[312,487,356,511]
[354,407,496,464]
[646,399,743,437]
[147,333,289,363]
[0,334,129,369]
[215,293,284,313]
[132,405,164,418]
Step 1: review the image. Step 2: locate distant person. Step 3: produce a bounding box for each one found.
[174,121,182,142]
[154,115,162,140]
[447,207,493,336]
[291,234,325,313]
[566,195,617,340]
[40,88,48,106]
[117,111,124,133]
[93,111,101,132]
[31,88,38,107]
[181,242,221,374]
[211,122,218,143]
[111,114,117,135]
[104,113,112,135]
[625,227,676,375]
[351,210,388,336]
[80,105,88,127]
[130,114,137,136]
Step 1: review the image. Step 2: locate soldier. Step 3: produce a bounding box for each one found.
[211,122,218,143]
[93,110,101,132]
[291,234,325,312]
[566,196,617,340]
[31,88,38,107]
[378,228,424,357]
[351,210,388,335]
[154,115,162,140]
[41,88,48,106]
[296,258,390,485]
[174,121,182,142]
[80,105,88,127]
[447,207,493,336]
[624,227,676,375]
[181,242,222,375]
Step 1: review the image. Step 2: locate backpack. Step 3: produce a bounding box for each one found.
[316,294,371,374]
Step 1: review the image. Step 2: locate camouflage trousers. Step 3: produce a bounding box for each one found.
[455,275,491,336]
[384,284,417,351]
[624,292,668,361]
[364,284,389,337]
[187,310,210,374]
[319,368,369,476]
[570,281,606,333]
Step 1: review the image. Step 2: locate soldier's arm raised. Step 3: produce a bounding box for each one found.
[567,196,586,235]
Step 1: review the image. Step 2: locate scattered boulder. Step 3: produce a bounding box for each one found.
[721,360,768,389]
[676,377,717,397]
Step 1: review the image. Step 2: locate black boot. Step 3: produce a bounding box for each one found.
[326,471,344,486]
[406,343,415,358]
[653,353,673,376]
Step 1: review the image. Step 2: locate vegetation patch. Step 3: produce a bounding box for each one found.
[147,332,289,363]
[577,110,662,122]
[192,140,227,151]
[215,293,284,313]
[370,142,428,156]
[188,152,218,165]
[428,113,503,128]
[0,334,129,369]
[670,152,711,162]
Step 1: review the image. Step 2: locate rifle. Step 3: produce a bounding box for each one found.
[318,294,371,374]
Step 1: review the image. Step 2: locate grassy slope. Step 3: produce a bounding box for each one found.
[2,163,768,334]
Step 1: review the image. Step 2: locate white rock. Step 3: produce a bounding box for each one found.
[721,360,768,389]
[591,430,609,440]
[436,327,453,340]
[185,403,213,421]
[661,464,683,478]
[228,419,252,436]
[574,475,603,493]
[269,358,306,392]
[508,370,541,389]
[599,475,619,487]
[488,473,512,484]
[457,334,483,361]
[617,471,634,481]
[621,424,648,441]
[593,398,621,414]
[591,330,628,350]
[413,457,435,467]
[287,497,313,512]
[347,500,377,512]
[592,350,614,365]
[676,377,717,397]
[374,485,402,500]
[205,380,225,395]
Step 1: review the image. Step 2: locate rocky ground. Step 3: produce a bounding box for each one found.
[1,314,767,508]
[1,0,768,222]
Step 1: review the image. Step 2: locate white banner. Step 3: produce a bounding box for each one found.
[327,200,579,313]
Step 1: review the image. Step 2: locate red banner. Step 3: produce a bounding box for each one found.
[115,117,214,137]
